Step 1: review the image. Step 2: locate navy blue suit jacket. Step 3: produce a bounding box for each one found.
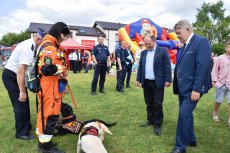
[136,46,172,88]
[173,34,212,96]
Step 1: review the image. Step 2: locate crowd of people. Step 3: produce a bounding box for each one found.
[68,49,90,73]
[2,19,230,153]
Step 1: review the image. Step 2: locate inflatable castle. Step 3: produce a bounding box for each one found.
[118,18,180,64]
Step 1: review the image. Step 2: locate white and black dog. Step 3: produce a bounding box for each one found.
[53,103,116,153]
[77,119,116,153]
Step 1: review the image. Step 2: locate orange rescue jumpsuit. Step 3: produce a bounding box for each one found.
[36,34,67,142]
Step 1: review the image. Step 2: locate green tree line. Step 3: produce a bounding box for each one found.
[193,0,230,55]
[0,30,30,46]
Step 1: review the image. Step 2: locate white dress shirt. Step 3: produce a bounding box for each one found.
[185,33,194,48]
[72,52,77,61]
[5,38,36,73]
[68,53,73,60]
[145,45,157,80]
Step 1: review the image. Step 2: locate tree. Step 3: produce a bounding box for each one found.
[193,0,230,46]
[211,43,225,55]
[0,30,30,46]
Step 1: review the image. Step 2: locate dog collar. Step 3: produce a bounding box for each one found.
[80,126,99,139]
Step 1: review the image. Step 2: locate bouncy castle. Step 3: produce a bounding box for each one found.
[118,18,179,64]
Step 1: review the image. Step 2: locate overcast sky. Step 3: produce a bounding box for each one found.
[0,0,229,39]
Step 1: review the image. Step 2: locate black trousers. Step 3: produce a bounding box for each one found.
[76,61,82,73]
[91,63,107,92]
[69,60,73,71]
[116,64,126,91]
[143,79,164,128]
[125,63,132,86]
[73,60,77,73]
[84,62,88,73]
[2,69,31,137]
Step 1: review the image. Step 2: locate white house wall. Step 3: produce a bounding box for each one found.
[73,31,118,54]
[107,30,118,53]
[30,28,119,54]
[73,35,99,46]
[94,25,118,53]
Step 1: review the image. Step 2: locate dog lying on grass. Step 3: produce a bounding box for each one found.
[77,119,116,153]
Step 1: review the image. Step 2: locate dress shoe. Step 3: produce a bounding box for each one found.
[38,141,57,148]
[154,127,161,136]
[38,141,65,153]
[140,121,152,127]
[99,90,104,93]
[171,148,186,153]
[16,134,34,140]
[53,142,57,146]
[91,91,96,95]
[188,142,197,147]
[118,90,124,93]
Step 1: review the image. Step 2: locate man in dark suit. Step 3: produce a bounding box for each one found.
[171,20,212,153]
[72,50,78,73]
[76,50,82,73]
[136,34,172,136]
[125,42,135,88]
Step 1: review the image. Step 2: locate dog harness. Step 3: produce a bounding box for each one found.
[62,119,83,134]
[80,126,99,139]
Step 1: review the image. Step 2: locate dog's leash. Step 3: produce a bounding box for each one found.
[67,84,86,120]
[67,84,78,110]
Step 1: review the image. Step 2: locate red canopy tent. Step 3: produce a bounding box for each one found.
[61,38,93,69]
[61,38,92,50]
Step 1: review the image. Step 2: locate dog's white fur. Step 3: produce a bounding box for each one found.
[77,121,113,153]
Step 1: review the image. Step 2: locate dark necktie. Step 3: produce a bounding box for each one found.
[179,44,186,59]
[31,44,34,51]
[31,44,36,58]
[77,53,79,61]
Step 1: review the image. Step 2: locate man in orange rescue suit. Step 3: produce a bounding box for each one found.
[36,22,70,153]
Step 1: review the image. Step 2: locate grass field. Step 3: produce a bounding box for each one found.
[0,69,230,153]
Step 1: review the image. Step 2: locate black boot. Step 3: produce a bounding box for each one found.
[38,141,65,153]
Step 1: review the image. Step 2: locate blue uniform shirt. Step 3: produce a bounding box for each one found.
[92,44,110,63]
[115,47,126,63]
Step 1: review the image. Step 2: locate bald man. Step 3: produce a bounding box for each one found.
[136,34,171,136]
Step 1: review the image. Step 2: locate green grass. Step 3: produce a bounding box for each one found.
[0,69,230,153]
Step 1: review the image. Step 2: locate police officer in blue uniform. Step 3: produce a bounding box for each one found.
[91,36,110,95]
[116,40,127,93]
